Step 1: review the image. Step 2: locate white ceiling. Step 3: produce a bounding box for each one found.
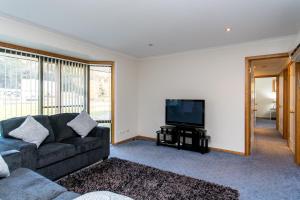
[0,0,299,58]
[253,57,289,77]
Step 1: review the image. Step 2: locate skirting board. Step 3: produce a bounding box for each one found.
[209,147,245,156]
[114,136,245,156]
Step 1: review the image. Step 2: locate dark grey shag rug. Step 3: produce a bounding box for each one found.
[57,158,239,200]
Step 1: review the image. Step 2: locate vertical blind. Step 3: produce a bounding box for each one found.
[0,47,88,120]
[61,61,86,113]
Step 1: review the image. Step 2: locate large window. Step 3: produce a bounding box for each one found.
[43,58,87,115]
[0,47,88,120]
[0,45,113,142]
[89,65,112,133]
[89,66,111,121]
[0,50,40,120]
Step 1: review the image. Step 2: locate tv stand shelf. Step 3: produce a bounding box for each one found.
[156,125,210,154]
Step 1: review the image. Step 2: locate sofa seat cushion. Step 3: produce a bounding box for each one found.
[53,191,80,200]
[0,144,16,153]
[62,137,102,153]
[37,143,76,168]
[0,168,66,200]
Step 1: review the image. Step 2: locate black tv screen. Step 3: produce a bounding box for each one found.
[166,99,205,127]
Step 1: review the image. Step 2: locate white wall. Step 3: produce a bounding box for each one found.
[137,35,296,153]
[0,16,138,143]
[295,29,300,45]
[255,78,275,118]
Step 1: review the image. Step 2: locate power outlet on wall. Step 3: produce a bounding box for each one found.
[120,129,130,134]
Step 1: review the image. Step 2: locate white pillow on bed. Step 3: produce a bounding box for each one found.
[67,111,97,138]
[0,155,10,178]
[8,116,49,148]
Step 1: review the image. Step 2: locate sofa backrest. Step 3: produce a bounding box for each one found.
[49,113,79,142]
[0,115,55,144]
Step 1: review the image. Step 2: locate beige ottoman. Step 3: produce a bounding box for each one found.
[74,191,134,200]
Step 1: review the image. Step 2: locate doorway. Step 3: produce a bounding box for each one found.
[253,75,289,156]
[245,53,300,164]
[254,77,277,129]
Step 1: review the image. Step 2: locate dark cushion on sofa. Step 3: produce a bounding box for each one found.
[62,137,102,153]
[0,115,55,144]
[0,168,67,200]
[49,113,78,142]
[37,143,76,168]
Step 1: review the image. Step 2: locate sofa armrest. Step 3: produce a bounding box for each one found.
[90,126,110,158]
[90,126,110,138]
[1,150,22,171]
[0,137,37,169]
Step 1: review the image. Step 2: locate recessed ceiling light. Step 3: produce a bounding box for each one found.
[225,27,231,32]
[148,43,154,47]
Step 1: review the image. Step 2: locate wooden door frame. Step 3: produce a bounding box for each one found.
[276,76,280,130]
[287,66,292,146]
[295,62,300,164]
[245,53,289,156]
[283,68,289,141]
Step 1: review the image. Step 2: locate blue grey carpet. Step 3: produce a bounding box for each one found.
[111,124,300,200]
[255,118,276,129]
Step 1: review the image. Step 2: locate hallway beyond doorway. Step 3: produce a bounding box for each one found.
[255,118,276,129]
[254,118,289,156]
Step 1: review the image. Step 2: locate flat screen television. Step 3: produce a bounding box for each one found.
[166,99,205,128]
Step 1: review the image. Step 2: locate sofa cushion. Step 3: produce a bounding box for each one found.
[0,143,16,153]
[62,137,102,153]
[8,116,49,148]
[37,143,76,168]
[0,115,55,144]
[67,111,97,138]
[1,150,22,172]
[0,155,10,178]
[53,191,80,200]
[49,113,79,142]
[0,168,66,200]
[0,137,38,170]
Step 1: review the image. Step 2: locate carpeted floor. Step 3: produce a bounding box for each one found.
[57,157,239,200]
[255,118,276,129]
[110,120,300,200]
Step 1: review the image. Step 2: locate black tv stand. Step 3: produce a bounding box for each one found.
[156,125,210,154]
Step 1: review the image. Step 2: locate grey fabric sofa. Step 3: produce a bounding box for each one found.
[0,150,80,200]
[0,113,110,180]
